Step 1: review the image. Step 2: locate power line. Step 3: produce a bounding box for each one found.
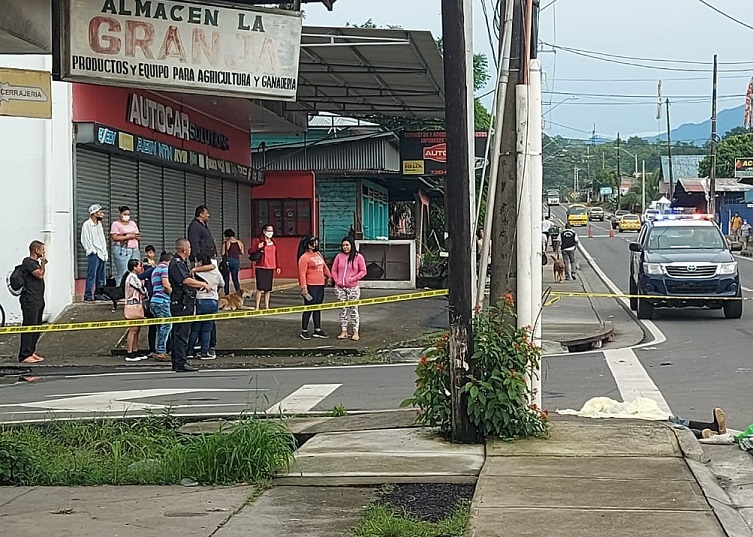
[541,41,753,66]
[552,75,750,82]
[696,0,753,32]
[544,90,745,100]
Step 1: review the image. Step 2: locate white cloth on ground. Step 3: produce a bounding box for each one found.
[556,396,670,421]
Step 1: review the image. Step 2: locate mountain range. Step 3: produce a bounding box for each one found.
[644,104,745,144]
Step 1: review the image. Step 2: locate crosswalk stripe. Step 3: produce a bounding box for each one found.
[265,384,342,414]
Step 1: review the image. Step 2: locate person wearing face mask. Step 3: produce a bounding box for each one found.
[253,224,281,310]
[297,235,332,340]
[81,204,109,302]
[110,205,141,284]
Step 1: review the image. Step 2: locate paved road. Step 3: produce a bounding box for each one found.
[551,205,752,429]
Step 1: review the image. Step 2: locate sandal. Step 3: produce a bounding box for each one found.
[351,333,360,341]
[337,332,349,340]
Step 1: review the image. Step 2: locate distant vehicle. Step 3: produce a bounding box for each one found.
[547,189,560,206]
[618,214,642,232]
[567,204,588,226]
[611,210,630,229]
[642,209,659,223]
[588,206,605,221]
[628,214,742,320]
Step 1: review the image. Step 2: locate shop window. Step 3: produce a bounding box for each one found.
[252,199,311,237]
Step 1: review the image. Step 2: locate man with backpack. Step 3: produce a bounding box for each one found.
[16,241,47,363]
[560,223,579,281]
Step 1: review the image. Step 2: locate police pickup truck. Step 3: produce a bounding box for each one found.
[628,214,743,320]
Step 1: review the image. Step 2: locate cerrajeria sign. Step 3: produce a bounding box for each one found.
[53,0,303,100]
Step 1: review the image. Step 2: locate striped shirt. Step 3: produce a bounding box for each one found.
[150,263,170,303]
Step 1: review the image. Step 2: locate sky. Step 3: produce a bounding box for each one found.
[303,0,753,141]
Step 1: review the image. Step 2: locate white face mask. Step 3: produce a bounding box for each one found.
[122,215,131,222]
[264,231,274,239]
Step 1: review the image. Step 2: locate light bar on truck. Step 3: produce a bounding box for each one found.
[654,213,714,221]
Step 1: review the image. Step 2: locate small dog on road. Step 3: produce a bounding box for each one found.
[219,288,252,311]
[550,255,565,284]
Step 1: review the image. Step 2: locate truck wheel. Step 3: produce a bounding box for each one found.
[637,298,654,320]
[724,297,743,319]
[629,278,638,311]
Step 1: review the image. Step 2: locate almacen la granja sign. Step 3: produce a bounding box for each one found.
[53,0,303,100]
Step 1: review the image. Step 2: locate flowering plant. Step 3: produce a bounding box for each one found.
[401,296,549,440]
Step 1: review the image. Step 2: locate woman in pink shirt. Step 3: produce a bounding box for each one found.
[330,237,368,341]
[253,224,281,310]
[110,205,141,284]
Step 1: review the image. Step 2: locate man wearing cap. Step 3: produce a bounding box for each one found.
[81,204,109,302]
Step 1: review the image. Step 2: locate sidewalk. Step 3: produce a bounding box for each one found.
[0,417,743,537]
[468,418,730,537]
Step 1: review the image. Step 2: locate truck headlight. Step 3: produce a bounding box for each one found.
[719,262,737,275]
[643,263,663,275]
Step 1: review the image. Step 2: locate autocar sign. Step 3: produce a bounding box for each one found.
[735,158,753,178]
[53,0,303,101]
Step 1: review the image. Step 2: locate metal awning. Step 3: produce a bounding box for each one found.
[291,26,445,119]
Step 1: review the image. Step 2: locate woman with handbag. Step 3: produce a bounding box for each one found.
[221,228,244,295]
[124,258,149,362]
[252,224,281,310]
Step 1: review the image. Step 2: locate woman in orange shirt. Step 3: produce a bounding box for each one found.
[297,235,332,340]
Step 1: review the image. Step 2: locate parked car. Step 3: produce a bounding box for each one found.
[618,214,642,232]
[588,206,605,221]
[642,209,659,223]
[611,210,630,229]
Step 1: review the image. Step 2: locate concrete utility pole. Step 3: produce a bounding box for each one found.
[666,99,675,200]
[642,160,646,214]
[490,0,523,304]
[441,0,476,444]
[616,133,621,209]
[710,54,718,216]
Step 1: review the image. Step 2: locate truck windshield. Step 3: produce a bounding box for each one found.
[569,206,587,216]
[647,226,725,250]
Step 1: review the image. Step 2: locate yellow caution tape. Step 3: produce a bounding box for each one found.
[0,289,449,335]
[547,290,747,302]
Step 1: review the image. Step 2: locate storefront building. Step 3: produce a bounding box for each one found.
[71,84,260,290]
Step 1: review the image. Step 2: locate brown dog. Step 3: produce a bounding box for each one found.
[219,288,252,310]
[550,255,565,283]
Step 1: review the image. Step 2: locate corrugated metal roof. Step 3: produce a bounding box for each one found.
[258,133,400,173]
[678,177,753,193]
[660,155,706,183]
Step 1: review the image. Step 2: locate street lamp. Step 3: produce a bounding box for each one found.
[617,146,645,212]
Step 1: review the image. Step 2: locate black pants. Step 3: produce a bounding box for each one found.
[144,301,157,353]
[301,285,325,331]
[170,302,194,370]
[19,299,44,361]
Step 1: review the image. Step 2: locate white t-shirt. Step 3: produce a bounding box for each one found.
[196,267,225,301]
[542,233,548,252]
[542,219,553,233]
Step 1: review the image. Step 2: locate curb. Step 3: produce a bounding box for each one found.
[671,428,753,537]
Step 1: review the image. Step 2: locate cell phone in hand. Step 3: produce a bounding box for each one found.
[305,293,313,301]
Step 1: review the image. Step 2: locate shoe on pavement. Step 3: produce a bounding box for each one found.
[701,429,718,439]
[300,331,311,340]
[713,408,727,435]
[125,353,149,362]
[174,363,199,372]
[571,274,577,280]
[152,353,170,362]
[94,294,109,301]
[208,348,217,358]
[198,352,216,361]
[312,329,329,339]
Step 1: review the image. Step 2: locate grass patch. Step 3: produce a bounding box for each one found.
[351,504,469,537]
[0,414,295,486]
[330,404,348,417]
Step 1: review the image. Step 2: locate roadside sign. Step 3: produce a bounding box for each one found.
[53,0,303,101]
[599,186,612,196]
[0,68,51,119]
[735,158,753,178]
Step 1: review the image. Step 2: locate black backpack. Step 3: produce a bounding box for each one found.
[7,264,25,296]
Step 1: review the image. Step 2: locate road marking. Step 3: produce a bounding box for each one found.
[604,348,672,414]
[0,388,263,413]
[742,286,753,293]
[265,383,341,414]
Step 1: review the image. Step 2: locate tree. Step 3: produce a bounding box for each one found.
[699,132,753,178]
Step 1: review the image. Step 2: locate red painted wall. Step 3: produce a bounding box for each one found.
[253,171,317,279]
[72,84,250,165]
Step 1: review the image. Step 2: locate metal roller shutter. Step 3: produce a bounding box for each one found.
[163,168,186,246]
[74,149,110,278]
[185,173,206,237]
[137,162,164,254]
[205,177,224,251]
[222,181,239,237]
[238,184,253,268]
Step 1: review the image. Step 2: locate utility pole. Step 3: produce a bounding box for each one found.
[666,98,675,200]
[616,133,621,210]
[710,54,718,216]
[490,0,522,306]
[441,0,476,444]
[642,160,646,213]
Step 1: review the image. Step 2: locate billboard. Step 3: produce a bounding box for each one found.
[0,68,52,119]
[599,186,612,196]
[735,158,753,178]
[400,130,488,175]
[53,0,303,101]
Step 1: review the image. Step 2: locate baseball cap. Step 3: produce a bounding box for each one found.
[88,204,104,215]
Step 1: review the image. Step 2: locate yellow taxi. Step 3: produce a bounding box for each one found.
[567,204,588,226]
[618,213,642,232]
